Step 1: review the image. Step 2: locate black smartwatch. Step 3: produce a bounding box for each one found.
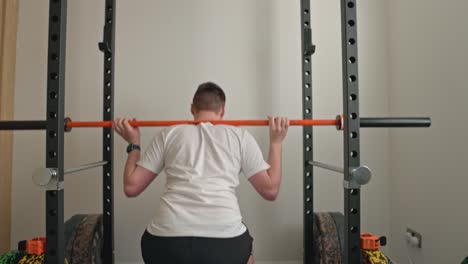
[126,143,141,154]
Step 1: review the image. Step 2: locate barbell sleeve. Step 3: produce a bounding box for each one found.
[360,117,431,128]
[0,120,47,130]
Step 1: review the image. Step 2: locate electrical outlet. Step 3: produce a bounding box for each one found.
[406,227,422,248]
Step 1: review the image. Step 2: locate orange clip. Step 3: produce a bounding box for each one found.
[360,233,380,250]
[26,237,46,255]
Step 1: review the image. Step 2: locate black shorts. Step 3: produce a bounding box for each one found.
[140,229,253,264]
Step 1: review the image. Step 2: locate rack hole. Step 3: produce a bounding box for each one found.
[106,211,111,216]
[306,134,311,139]
[49,92,57,99]
[106,95,111,100]
[304,21,309,27]
[49,112,57,119]
[351,208,358,214]
[349,75,357,82]
[305,58,310,64]
[348,20,355,27]
[306,172,311,177]
[49,151,57,158]
[106,198,111,203]
[107,69,112,74]
[50,53,58,61]
[107,108,111,113]
[49,191,57,197]
[107,82,111,87]
[349,38,356,45]
[50,73,58,80]
[304,9,309,14]
[106,172,111,177]
[107,57,112,62]
[350,113,358,119]
[51,15,59,22]
[306,147,311,152]
[106,185,111,190]
[305,109,311,114]
[107,6,113,12]
[350,94,357,101]
[49,209,57,216]
[305,83,310,89]
[306,197,311,202]
[350,151,358,157]
[306,185,311,190]
[306,210,311,215]
[351,226,358,233]
[106,133,111,138]
[51,34,59,42]
[350,189,359,195]
[349,57,356,64]
[347,1,355,8]
[305,96,311,101]
[107,19,112,24]
[305,71,310,76]
[107,146,111,151]
[49,131,57,138]
[350,132,358,138]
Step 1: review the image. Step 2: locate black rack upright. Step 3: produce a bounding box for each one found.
[101,1,116,263]
[300,0,315,264]
[340,0,361,263]
[45,0,67,263]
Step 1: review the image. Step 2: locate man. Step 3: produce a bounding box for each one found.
[114,82,289,264]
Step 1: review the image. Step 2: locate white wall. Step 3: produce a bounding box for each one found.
[11,0,390,262]
[388,0,468,263]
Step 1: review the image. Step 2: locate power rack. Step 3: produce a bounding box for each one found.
[0,1,430,263]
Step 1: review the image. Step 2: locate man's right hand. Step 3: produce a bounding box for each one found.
[113,118,141,145]
[268,116,289,144]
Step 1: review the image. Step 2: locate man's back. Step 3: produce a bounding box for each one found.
[114,82,288,263]
[137,123,269,238]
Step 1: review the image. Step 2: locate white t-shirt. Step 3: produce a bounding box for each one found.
[137,123,270,238]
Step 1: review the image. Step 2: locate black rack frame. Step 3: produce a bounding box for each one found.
[303,0,361,263]
[43,0,116,263]
[302,0,363,263]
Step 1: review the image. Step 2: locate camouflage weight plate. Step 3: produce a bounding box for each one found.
[71,214,103,264]
[315,212,341,264]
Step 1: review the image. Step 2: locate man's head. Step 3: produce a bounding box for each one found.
[191,82,226,119]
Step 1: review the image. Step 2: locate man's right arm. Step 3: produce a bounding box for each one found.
[248,116,289,201]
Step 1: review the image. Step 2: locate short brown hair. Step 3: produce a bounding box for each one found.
[192,82,226,113]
